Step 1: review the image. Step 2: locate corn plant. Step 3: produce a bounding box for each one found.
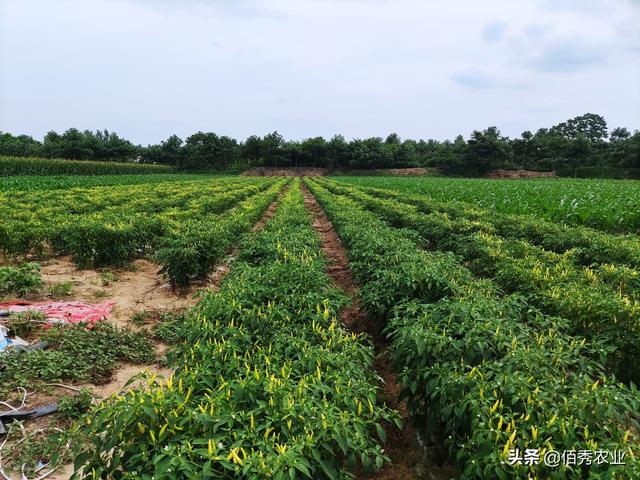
[0,155,173,176]
[332,176,640,233]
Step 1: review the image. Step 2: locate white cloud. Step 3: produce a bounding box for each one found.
[0,0,638,144]
[482,21,509,42]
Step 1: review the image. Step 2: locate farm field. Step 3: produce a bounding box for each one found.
[306,177,640,478]
[0,173,639,479]
[0,176,285,285]
[332,176,640,234]
[0,173,224,192]
[0,155,173,176]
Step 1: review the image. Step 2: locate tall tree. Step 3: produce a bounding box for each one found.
[262,131,285,167]
[465,126,507,174]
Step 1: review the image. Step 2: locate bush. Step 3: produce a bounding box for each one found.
[0,262,43,296]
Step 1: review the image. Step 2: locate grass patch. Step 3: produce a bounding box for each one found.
[152,311,188,344]
[92,288,108,299]
[130,310,152,326]
[99,270,119,286]
[49,281,74,297]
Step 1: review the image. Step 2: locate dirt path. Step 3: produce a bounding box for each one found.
[300,181,454,480]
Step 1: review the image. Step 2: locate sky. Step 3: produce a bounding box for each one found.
[0,0,638,145]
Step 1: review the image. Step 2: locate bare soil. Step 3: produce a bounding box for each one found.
[242,167,329,177]
[487,169,556,179]
[336,167,438,177]
[38,257,192,328]
[300,182,455,480]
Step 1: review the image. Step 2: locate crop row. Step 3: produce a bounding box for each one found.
[74,181,395,479]
[0,155,173,176]
[155,181,285,286]
[333,176,640,234]
[0,177,286,285]
[315,178,640,383]
[0,176,256,224]
[305,178,640,479]
[0,173,219,192]
[332,181,640,269]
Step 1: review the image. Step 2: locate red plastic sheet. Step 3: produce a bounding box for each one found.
[0,300,114,325]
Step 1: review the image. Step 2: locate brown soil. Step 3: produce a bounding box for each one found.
[337,167,438,177]
[242,167,329,177]
[487,169,556,179]
[38,257,192,329]
[300,182,454,480]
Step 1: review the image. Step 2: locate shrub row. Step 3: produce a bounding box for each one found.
[156,181,285,286]
[0,178,284,286]
[74,180,395,479]
[316,179,640,383]
[334,181,640,269]
[306,178,640,479]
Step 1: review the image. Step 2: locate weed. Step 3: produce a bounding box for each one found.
[100,270,119,286]
[58,387,94,419]
[1,426,77,477]
[92,288,108,299]
[0,262,43,297]
[130,310,152,326]
[49,281,74,297]
[153,311,187,343]
[7,310,46,338]
[0,321,155,396]
[122,263,139,272]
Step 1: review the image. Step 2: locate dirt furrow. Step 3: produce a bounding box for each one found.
[300,181,426,480]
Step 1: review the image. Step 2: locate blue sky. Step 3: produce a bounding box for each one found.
[0,0,638,144]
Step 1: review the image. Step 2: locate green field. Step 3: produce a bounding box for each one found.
[332,176,640,234]
[0,155,172,176]
[1,173,638,479]
[0,173,225,192]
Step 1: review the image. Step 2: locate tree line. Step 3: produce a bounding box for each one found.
[1,113,638,176]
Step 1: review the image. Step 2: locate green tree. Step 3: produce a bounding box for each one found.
[465,126,507,174]
[551,113,608,143]
[262,131,285,167]
[565,134,592,176]
[327,135,349,169]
